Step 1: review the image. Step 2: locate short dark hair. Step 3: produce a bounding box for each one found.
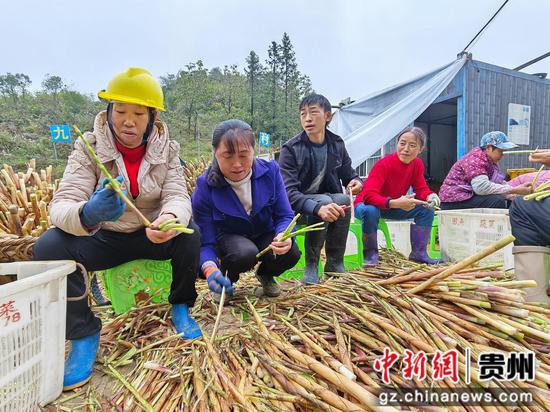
[398,126,427,148]
[212,119,255,153]
[299,94,331,113]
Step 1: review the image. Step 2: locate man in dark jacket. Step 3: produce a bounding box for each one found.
[278,94,363,284]
[509,150,550,303]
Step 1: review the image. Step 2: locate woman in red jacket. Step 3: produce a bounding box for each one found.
[354,127,440,266]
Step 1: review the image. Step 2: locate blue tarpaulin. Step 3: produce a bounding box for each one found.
[329,56,466,168]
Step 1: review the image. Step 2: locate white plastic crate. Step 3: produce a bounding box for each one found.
[0,260,74,411]
[378,220,413,257]
[345,220,412,256]
[438,209,514,270]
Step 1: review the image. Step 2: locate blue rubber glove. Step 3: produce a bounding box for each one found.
[207,269,234,295]
[81,176,126,228]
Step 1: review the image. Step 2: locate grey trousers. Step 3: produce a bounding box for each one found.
[300,192,351,256]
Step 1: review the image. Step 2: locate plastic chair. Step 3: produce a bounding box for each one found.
[377,218,392,249]
[280,217,394,280]
[345,218,394,268]
[293,225,306,268]
[428,215,441,259]
[289,221,364,271]
[99,259,172,314]
[345,219,364,270]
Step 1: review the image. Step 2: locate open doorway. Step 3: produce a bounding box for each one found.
[415,98,457,193]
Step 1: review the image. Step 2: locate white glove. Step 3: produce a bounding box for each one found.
[426,193,441,209]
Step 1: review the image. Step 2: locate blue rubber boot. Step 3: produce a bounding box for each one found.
[172,304,202,339]
[63,331,100,391]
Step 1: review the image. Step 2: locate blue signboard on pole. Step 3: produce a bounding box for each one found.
[259,131,270,147]
[50,124,72,143]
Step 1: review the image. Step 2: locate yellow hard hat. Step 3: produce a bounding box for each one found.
[98,67,165,111]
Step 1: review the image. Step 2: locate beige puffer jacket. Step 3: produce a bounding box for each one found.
[49,111,192,236]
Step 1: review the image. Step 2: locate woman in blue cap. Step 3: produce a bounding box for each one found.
[439,131,532,209]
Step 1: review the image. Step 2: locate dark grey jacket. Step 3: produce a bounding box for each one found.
[278,129,360,215]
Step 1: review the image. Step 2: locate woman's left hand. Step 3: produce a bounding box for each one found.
[146,214,178,244]
[271,233,292,255]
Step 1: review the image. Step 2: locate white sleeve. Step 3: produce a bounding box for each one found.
[471,175,511,196]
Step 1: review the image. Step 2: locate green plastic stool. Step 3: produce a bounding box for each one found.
[344,219,364,270]
[428,215,441,259]
[279,224,316,281]
[280,217,393,280]
[294,225,306,268]
[345,218,392,271]
[346,218,394,268]
[377,218,392,249]
[99,259,172,314]
[279,267,304,281]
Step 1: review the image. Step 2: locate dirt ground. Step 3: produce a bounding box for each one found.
[43,274,297,411]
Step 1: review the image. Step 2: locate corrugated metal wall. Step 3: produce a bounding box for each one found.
[464,60,550,170]
[355,59,550,177]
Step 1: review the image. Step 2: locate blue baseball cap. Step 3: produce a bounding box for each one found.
[479,131,518,150]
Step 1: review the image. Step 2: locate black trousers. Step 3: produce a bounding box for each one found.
[441,194,508,210]
[33,223,201,340]
[217,232,301,283]
[510,196,550,246]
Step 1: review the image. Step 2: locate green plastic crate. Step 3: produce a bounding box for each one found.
[280,219,368,281]
[279,254,361,282]
[99,259,172,314]
[279,267,304,281]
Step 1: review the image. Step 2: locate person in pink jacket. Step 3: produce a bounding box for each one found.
[509,170,550,188]
[439,131,532,209]
[505,170,550,200]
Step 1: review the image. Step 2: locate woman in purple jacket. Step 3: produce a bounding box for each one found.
[439,131,532,209]
[192,120,300,301]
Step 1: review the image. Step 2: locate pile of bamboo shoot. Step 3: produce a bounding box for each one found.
[183,158,209,195]
[54,250,550,411]
[0,155,208,239]
[0,160,57,237]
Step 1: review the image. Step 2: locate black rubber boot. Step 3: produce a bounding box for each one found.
[255,272,281,297]
[324,211,351,274]
[302,224,327,284]
[362,232,379,267]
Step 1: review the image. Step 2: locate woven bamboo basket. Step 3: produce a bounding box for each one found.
[0,235,36,263]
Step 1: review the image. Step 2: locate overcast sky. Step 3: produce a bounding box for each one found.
[1,0,549,105]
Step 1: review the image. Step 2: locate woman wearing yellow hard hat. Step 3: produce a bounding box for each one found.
[33,67,202,391]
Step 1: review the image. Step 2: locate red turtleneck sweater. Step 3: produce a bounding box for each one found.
[354,153,432,209]
[115,141,146,198]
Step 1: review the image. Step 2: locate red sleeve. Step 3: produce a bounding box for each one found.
[412,159,432,201]
[353,183,367,207]
[363,159,389,209]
